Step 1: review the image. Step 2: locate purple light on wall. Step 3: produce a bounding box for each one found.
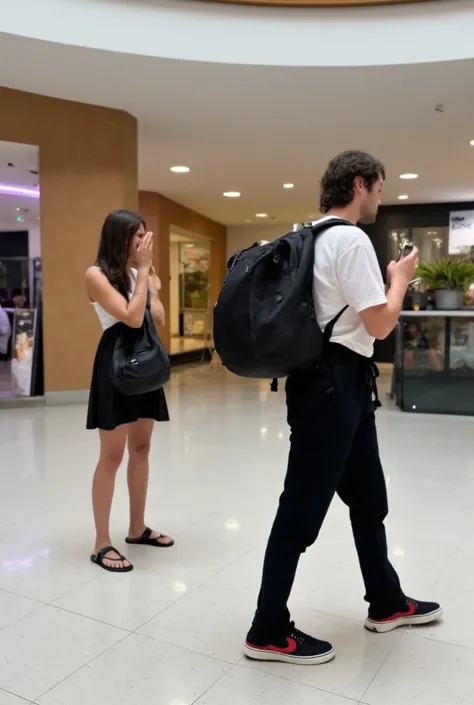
[0,183,40,199]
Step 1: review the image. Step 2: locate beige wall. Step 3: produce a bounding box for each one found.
[227,223,293,260]
[139,192,227,352]
[227,216,326,260]
[0,88,138,392]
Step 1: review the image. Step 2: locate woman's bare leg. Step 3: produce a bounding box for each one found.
[127,418,173,545]
[92,425,130,569]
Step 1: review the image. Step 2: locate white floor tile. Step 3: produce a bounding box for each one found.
[415,584,474,650]
[127,512,255,585]
[37,634,230,705]
[0,366,473,704]
[0,539,98,603]
[138,584,251,664]
[0,691,31,705]
[209,546,318,607]
[298,556,368,621]
[0,605,125,701]
[364,633,474,705]
[196,665,357,705]
[54,568,192,631]
[0,590,40,630]
[244,609,401,701]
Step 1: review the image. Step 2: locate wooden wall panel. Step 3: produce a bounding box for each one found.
[0,88,138,392]
[139,192,227,353]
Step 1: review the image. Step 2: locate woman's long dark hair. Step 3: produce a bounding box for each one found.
[95,210,146,298]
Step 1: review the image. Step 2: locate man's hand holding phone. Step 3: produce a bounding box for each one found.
[387,246,419,287]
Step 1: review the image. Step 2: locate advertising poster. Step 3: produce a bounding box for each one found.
[449,211,474,255]
[11,309,37,396]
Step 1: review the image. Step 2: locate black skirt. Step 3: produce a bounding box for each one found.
[87,323,170,431]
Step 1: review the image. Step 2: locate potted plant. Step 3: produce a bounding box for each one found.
[416,258,474,310]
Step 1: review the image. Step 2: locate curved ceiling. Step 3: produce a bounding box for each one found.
[1,33,474,226]
[203,0,434,5]
[0,0,473,67]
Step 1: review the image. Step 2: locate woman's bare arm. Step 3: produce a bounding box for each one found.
[149,269,165,329]
[86,267,149,329]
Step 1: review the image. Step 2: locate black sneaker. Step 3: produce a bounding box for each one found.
[365,597,443,633]
[244,624,335,665]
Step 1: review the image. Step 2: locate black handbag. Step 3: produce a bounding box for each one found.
[111,307,170,396]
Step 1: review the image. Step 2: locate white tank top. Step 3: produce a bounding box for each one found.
[89,266,137,331]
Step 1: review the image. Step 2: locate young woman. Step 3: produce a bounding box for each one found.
[86,209,173,573]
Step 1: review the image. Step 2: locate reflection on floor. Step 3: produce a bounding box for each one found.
[0,364,472,704]
[0,361,14,399]
[170,336,210,355]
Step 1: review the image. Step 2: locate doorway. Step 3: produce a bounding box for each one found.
[0,141,43,401]
[169,227,211,356]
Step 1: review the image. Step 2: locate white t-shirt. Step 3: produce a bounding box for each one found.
[313,216,387,358]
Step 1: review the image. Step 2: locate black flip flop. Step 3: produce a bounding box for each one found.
[91,545,134,573]
[126,527,175,548]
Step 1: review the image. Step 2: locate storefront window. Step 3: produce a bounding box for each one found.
[388,230,410,261]
[411,227,448,262]
[180,244,210,311]
[388,227,449,264]
[0,141,42,401]
[169,234,211,356]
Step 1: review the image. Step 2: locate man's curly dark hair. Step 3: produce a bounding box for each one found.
[319,151,385,214]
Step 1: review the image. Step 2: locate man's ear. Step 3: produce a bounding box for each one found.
[353,175,365,195]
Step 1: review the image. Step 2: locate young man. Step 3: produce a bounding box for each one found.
[244,151,442,666]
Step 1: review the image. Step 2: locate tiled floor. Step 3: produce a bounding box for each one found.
[0,364,473,704]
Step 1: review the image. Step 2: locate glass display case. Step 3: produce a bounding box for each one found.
[393,311,474,415]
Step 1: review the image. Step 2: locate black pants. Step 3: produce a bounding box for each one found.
[252,344,405,640]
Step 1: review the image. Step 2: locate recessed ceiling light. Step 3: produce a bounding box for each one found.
[400,173,418,180]
[170,165,190,173]
[398,194,409,200]
[283,183,294,189]
[256,213,268,218]
[470,140,474,146]
[223,191,240,198]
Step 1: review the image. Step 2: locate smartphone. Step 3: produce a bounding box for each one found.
[397,239,414,261]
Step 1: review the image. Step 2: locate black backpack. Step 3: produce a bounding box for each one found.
[213,218,352,380]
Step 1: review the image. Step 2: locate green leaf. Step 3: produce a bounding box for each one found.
[416,258,474,291]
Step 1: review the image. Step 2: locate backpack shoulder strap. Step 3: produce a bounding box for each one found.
[323,306,348,346]
[311,218,354,238]
[311,219,354,345]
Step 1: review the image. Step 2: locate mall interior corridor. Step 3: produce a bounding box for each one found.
[0,365,473,705]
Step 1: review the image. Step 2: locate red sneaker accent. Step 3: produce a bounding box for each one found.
[246,637,297,654]
[377,601,416,623]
